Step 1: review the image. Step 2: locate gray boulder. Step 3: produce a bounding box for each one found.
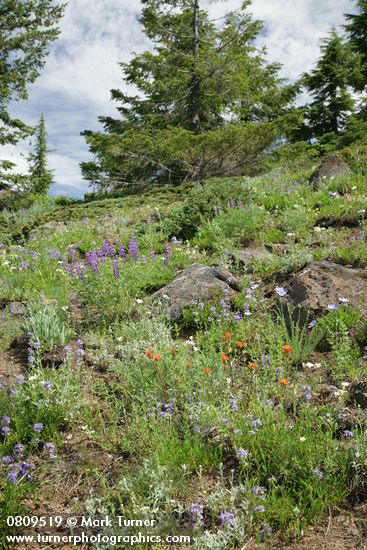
[151,263,241,322]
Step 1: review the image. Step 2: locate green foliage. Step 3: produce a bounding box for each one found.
[22,302,73,351]
[0,0,64,188]
[82,0,297,190]
[295,29,363,143]
[345,0,367,84]
[27,114,54,195]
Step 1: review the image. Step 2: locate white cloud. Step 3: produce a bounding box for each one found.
[7,0,356,197]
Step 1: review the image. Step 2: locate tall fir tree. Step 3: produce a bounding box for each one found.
[82,0,297,190]
[0,0,64,189]
[296,28,362,142]
[345,0,367,86]
[28,114,54,195]
[344,0,367,141]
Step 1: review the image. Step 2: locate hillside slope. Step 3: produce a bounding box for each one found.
[1,156,367,548]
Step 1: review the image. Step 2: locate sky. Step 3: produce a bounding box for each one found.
[3,0,356,198]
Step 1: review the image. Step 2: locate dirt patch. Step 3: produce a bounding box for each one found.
[0,349,25,384]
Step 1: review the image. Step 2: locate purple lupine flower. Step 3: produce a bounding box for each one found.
[302,385,313,400]
[62,261,75,277]
[171,236,181,244]
[15,374,24,384]
[43,442,55,459]
[1,426,10,436]
[69,247,77,261]
[14,444,25,460]
[42,381,52,391]
[233,312,243,321]
[236,448,249,460]
[228,396,238,412]
[71,451,83,466]
[252,486,267,500]
[20,462,31,477]
[1,415,10,426]
[21,261,29,270]
[312,468,324,479]
[308,319,317,329]
[229,198,235,209]
[219,511,234,526]
[342,430,354,438]
[101,241,115,258]
[85,250,100,274]
[253,505,266,513]
[275,286,287,297]
[32,340,41,350]
[2,455,12,465]
[112,258,120,279]
[327,303,338,310]
[258,523,272,539]
[164,244,172,266]
[118,245,126,259]
[33,423,44,433]
[7,468,18,484]
[249,419,262,434]
[189,503,204,529]
[47,249,60,259]
[128,236,139,260]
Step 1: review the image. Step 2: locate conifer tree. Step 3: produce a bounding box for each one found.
[28,114,54,195]
[344,0,367,139]
[82,0,297,190]
[297,29,361,142]
[0,0,64,189]
[345,0,367,86]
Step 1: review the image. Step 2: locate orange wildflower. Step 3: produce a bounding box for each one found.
[145,347,154,359]
[280,378,289,385]
[221,354,230,362]
[236,341,245,348]
[153,353,161,361]
[248,362,256,370]
[283,345,293,354]
[203,367,212,376]
[224,331,232,341]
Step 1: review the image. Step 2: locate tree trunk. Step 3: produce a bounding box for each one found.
[189,0,201,134]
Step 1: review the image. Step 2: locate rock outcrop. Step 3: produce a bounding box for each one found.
[287,261,367,315]
[152,263,240,322]
[309,155,351,189]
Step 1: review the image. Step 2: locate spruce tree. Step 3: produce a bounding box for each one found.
[82,0,297,190]
[28,114,54,195]
[345,0,367,85]
[344,0,367,137]
[0,0,64,189]
[297,29,361,142]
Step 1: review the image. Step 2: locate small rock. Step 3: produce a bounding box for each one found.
[349,378,367,409]
[8,302,27,316]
